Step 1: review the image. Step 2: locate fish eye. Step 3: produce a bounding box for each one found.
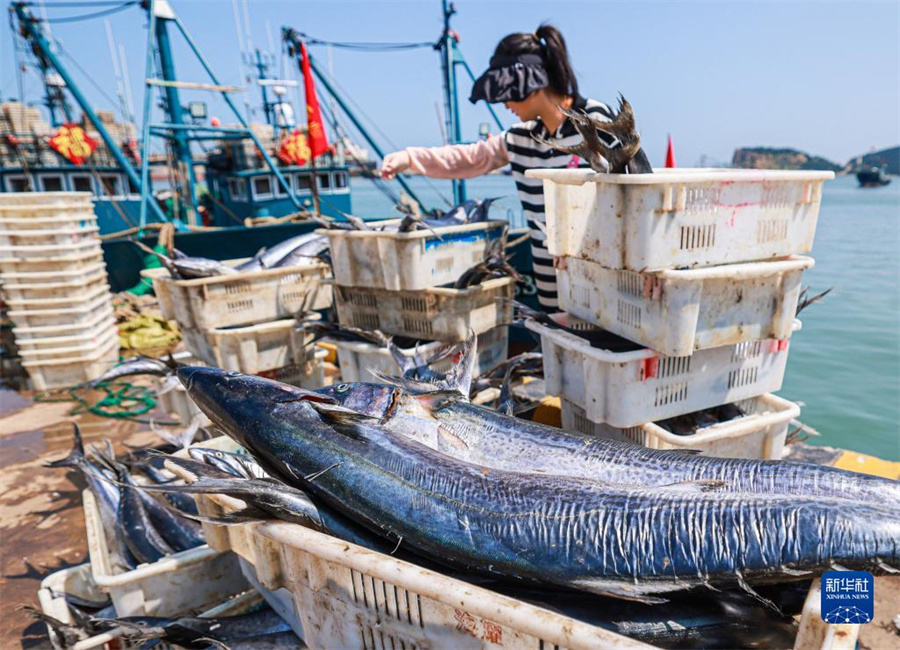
[336,383,350,393]
[226,371,242,378]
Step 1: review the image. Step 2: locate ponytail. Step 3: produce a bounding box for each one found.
[494,23,578,99]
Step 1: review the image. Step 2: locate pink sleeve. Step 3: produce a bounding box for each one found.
[404,135,509,180]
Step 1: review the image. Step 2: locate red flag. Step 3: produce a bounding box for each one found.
[665,134,676,168]
[299,42,329,159]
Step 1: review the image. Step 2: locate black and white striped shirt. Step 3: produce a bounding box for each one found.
[503,96,615,309]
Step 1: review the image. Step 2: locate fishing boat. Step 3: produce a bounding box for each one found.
[856,163,892,187]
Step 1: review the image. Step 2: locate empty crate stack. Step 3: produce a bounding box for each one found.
[322,219,514,381]
[0,192,118,389]
[525,168,834,458]
[143,259,334,388]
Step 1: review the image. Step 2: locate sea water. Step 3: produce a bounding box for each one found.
[350,173,900,461]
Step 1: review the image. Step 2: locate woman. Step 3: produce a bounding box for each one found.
[381,25,649,309]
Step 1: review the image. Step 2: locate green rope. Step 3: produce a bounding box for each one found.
[35,380,180,425]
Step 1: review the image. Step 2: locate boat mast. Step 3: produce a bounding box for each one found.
[439,0,465,203]
[255,49,275,127]
[151,1,199,224]
[11,2,167,223]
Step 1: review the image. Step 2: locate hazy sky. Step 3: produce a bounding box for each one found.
[2,0,898,167]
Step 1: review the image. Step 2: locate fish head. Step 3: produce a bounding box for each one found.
[177,366,334,448]
[316,381,397,419]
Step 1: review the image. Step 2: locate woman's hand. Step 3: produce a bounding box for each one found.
[380,151,411,180]
[553,256,568,271]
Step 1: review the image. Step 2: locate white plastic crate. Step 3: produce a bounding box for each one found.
[15,319,118,355]
[528,314,799,428]
[335,326,508,383]
[22,334,119,390]
[527,168,834,270]
[0,224,99,251]
[143,259,332,330]
[181,317,318,374]
[0,211,96,231]
[256,348,328,389]
[10,303,114,337]
[558,255,813,356]
[0,239,103,274]
[323,219,507,290]
[37,565,267,650]
[561,393,800,459]
[5,284,112,328]
[0,264,108,301]
[0,190,93,207]
[333,277,515,342]
[0,239,102,261]
[81,488,251,618]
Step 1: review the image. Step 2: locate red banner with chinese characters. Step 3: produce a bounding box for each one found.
[299,41,329,159]
[277,129,312,166]
[48,123,98,165]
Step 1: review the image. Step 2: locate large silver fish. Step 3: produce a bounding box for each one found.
[178,367,900,603]
[319,379,900,508]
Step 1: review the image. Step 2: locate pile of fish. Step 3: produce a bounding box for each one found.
[134,231,329,280]
[32,597,297,649]
[47,425,205,572]
[158,338,899,613]
[536,95,653,174]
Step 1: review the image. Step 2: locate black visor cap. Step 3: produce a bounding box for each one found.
[469,53,549,104]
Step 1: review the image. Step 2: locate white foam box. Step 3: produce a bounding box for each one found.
[333,277,515,343]
[558,255,812,356]
[561,393,800,460]
[180,317,318,374]
[82,488,251,617]
[526,168,833,270]
[142,259,332,330]
[323,218,507,290]
[335,326,509,383]
[527,314,799,428]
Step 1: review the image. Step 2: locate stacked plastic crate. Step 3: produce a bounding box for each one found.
[143,258,333,388]
[321,218,514,381]
[524,168,834,459]
[0,192,118,389]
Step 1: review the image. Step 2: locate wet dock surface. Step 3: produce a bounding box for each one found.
[0,388,159,648]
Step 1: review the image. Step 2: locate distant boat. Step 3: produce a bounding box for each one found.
[856,164,891,187]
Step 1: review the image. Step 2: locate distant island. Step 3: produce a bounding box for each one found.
[732,145,899,175]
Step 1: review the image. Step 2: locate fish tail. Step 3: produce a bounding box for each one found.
[44,423,86,469]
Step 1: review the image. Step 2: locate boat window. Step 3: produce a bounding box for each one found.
[39,175,64,192]
[252,175,273,200]
[228,178,246,202]
[99,174,122,197]
[273,174,290,197]
[334,171,348,189]
[71,175,94,193]
[318,173,332,190]
[5,175,31,192]
[295,173,311,192]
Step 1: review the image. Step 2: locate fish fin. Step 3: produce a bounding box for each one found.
[659,479,726,493]
[830,562,851,572]
[45,423,86,469]
[570,579,670,604]
[440,330,477,398]
[876,560,900,574]
[307,401,378,426]
[780,566,813,577]
[412,389,465,413]
[368,369,440,393]
[735,571,781,613]
[305,462,343,483]
[387,337,416,377]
